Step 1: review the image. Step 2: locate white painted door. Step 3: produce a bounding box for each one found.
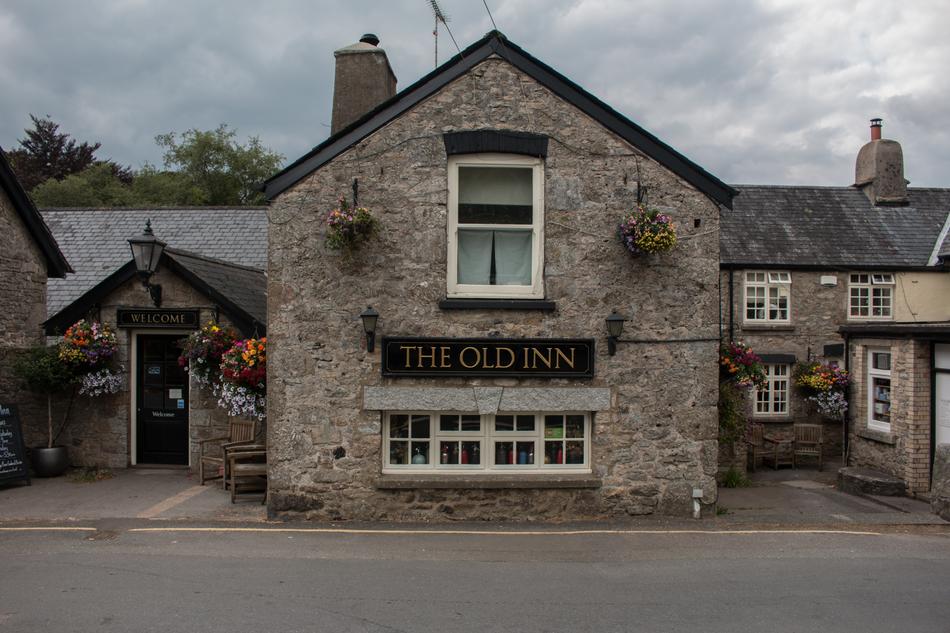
[936,344,950,448]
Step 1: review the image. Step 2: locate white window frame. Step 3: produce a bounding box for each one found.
[849,273,894,320]
[447,153,544,299]
[867,349,892,433]
[744,271,791,323]
[382,411,590,474]
[753,363,790,416]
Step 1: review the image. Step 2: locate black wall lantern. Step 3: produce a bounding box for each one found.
[360,306,379,352]
[128,219,166,307]
[605,310,626,356]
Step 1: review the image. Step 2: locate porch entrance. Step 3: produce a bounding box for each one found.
[136,334,189,465]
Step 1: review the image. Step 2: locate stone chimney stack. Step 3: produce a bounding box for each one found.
[854,118,908,205]
[331,34,397,136]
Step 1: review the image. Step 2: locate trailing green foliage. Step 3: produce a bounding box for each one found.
[721,467,750,489]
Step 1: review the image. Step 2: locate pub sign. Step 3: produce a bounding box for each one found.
[382,337,595,378]
[116,308,200,329]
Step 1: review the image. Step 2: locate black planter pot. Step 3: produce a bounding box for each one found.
[31,446,69,477]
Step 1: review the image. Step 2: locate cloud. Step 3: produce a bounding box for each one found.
[1,0,947,186]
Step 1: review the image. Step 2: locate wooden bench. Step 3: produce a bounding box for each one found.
[228,444,267,504]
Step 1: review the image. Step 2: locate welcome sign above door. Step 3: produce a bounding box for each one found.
[381,337,595,378]
[116,308,200,329]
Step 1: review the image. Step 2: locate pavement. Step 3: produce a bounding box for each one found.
[0,458,945,531]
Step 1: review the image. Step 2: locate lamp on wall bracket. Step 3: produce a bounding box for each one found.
[128,219,166,308]
[360,306,379,353]
[606,310,627,356]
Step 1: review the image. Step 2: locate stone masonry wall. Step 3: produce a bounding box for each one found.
[0,186,49,450]
[267,56,723,520]
[720,269,859,458]
[848,338,932,494]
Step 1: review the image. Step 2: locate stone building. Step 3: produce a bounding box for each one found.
[0,148,71,447]
[262,31,736,520]
[38,208,267,468]
[720,120,950,495]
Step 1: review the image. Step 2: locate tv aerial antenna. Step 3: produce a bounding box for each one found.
[427,0,459,67]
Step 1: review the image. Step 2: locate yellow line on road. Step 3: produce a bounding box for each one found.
[0,527,96,532]
[128,527,883,536]
[136,485,210,519]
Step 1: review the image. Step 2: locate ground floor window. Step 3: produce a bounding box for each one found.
[867,349,892,432]
[754,364,789,416]
[384,412,590,473]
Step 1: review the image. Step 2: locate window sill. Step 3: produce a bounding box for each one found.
[855,427,896,445]
[438,298,557,311]
[375,474,601,490]
[740,323,796,332]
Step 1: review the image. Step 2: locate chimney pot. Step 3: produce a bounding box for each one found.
[854,117,907,205]
[870,118,883,141]
[360,33,380,46]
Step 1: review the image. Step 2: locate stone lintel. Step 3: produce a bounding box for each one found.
[375,474,602,490]
[362,386,611,413]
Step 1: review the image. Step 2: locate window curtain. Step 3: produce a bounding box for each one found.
[494,231,532,285]
[458,230,492,284]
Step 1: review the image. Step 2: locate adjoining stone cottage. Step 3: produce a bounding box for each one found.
[262,31,737,520]
[37,208,267,469]
[0,148,71,444]
[720,120,950,496]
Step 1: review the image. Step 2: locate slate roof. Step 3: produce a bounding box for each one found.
[164,249,266,327]
[263,30,737,208]
[721,186,950,270]
[0,147,71,277]
[41,207,267,316]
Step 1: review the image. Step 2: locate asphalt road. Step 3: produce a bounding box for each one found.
[1,524,949,633]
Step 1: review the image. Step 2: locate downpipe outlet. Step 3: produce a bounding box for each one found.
[692,487,703,519]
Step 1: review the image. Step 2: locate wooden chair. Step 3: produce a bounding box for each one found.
[747,423,782,471]
[793,423,823,471]
[198,419,257,486]
[228,444,267,504]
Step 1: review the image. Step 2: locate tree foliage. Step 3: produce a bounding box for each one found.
[16,119,283,207]
[7,114,130,191]
[155,124,283,205]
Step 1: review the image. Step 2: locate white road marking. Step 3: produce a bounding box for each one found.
[0,527,96,532]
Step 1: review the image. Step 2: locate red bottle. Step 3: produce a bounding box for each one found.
[461,447,469,464]
[556,447,563,464]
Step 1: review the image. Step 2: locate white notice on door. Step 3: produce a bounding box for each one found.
[168,389,182,400]
[939,399,950,429]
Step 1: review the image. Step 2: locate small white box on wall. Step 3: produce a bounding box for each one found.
[820,275,838,287]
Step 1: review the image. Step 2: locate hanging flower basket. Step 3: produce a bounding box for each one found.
[794,361,850,420]
[218,337,267,420]
[618,204,677,255]
[178,321,240,389]
[719,341,767,389]
[59,320,123,396]
[325,196,380,253]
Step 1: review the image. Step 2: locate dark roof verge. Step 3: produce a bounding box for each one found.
[0,147,72,277]
[262,31,736,208]
[44,249,266,337]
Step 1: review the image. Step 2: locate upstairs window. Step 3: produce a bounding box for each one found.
[744,271,791,323]
[849,273,894,319]
[447,154,544,298]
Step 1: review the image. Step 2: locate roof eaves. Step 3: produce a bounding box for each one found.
[928,212,950,267]
[0,147,72,277]
[44,261,137,335]
[263,31,736,209]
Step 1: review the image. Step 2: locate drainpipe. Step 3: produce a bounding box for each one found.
[843,332,850,463]
[728,270,735,342]
[692,487,703,519]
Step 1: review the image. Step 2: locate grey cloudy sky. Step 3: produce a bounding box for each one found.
[2,0,948,187]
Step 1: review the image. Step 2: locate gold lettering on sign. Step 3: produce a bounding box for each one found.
[400,345,414,367]
[459,346,480,369]
[531,347,553,369]
[554,347,576,369]
[439,346,451,368]
[496,347,515,369]
[417,346,437,368]
[480,347,495,369]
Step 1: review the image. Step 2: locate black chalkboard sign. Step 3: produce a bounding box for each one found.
[0,404,31,486]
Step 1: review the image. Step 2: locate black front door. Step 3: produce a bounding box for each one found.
[137,335,189,464]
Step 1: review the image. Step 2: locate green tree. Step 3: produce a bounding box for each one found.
[155,124,283,205]
[7,114,130,191]
[31,163,136,207]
